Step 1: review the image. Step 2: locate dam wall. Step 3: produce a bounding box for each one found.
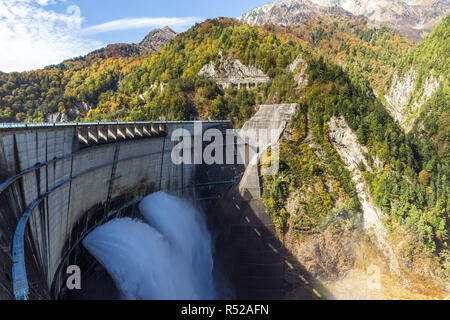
[0,121,231,300]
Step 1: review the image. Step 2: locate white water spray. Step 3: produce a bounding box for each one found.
[82,192,215,300]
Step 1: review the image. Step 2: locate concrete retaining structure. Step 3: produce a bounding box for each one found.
[238,104,297,199]
[0,121,231,300]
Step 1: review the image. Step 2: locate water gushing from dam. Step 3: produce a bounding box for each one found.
[82,192,215,300]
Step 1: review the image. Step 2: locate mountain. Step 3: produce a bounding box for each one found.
[239,0,450,42]
[85,26,177,59]
[78,27,177,60]
[239,0,354,26]
[46,27,177,71]
[0,26,178,122]
[139,26,177,54]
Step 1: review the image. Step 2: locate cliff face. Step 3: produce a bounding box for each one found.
[198,52,270,89]
[384,68,442,132]
[288,54,308,88]
[45,102,92,123]
[328,116,399,274]
[383,15,448,132]
[239,0,450,42]
[199,52,269,81]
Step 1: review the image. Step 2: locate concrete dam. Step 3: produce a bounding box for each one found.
[0,104,316,300]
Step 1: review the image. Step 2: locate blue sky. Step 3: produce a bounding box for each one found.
[62,0,271,44]
[0,0,271,72]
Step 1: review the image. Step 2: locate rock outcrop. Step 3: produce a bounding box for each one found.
[288,54,308,87]
[139,26,177,54]
[45,112,67,123]
[198,52,270,89]
[385,68,442,132]
[45,102,92,123]
[328,116,400,274]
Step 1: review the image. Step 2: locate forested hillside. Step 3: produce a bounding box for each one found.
[264,15,415,94]
[0,27,174,123]
[392,15,449,154]
[85,18,304,126]
[260,17,449,287]
[0,17,414,123]
[264,53,448,256]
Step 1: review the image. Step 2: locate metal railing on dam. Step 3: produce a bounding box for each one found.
[0,121,233,300]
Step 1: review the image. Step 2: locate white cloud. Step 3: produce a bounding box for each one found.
[0,0,101,72]
[81,16,204,35]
